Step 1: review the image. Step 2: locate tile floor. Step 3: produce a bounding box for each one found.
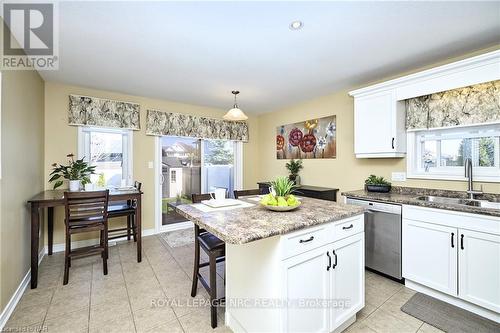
[4,232,444,333]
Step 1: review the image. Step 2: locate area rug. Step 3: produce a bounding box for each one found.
[401,293,500,333]
[160,228,194,248]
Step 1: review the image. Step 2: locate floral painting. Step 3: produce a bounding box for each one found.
[276,116,336,159]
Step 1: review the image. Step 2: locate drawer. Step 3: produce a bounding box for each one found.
[332,215,364,242]
[281,225,330,259]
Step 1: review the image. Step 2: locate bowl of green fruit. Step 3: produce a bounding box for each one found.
[260,176,301,212]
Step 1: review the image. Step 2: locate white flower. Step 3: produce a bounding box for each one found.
[317,137,327,150]
[326,122,336,136]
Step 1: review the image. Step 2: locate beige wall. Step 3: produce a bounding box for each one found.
[256,48,500,196]
[44,82,259,245]
[0,69,45,311]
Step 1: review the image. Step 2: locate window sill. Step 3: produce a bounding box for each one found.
[406,173,500,183]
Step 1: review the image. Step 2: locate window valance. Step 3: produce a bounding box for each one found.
[68,95,141,130]
[406,80,500,130]
[146,109,249,142]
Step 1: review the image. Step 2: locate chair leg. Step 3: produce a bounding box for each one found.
[103,224,108,275]
[191,226,200,297]
[127,216,131,240]
[132,215,137,242]
[209,253,218,329]
[63,232,70,285]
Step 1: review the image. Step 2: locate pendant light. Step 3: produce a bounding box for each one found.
[223,90,248,121]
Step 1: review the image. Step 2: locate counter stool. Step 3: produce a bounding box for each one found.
[63,190,109,285]
[191,193,225,328]
[233,188,263,199]
[108,181,142,242]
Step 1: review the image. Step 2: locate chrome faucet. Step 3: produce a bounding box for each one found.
[465,158,483,200]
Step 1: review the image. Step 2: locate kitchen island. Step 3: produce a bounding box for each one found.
[176,197,365,333]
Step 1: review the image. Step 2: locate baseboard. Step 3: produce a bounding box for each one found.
[44,228,156,254]
[0,248,45,330]
[405,280,500,323]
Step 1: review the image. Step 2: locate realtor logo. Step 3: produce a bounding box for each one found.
[1,1,59,70]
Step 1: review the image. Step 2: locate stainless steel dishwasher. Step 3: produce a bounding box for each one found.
[346,198,403,280]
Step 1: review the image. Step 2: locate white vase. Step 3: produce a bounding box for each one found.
[69,180,81,191]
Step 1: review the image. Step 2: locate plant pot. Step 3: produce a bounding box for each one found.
[69,180,81,192]
[365,184,391,193]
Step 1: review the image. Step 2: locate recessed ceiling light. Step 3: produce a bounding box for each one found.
[289,20,303,30]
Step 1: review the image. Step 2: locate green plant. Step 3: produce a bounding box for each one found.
[97,173,106,187]
[285,159,303,179]
[49,154,96,189]
[364,174,391,186]
[270,176,297,197]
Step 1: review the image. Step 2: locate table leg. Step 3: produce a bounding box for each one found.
[30,203,40,289]
[136,196,142,263]
[48,207,54,255]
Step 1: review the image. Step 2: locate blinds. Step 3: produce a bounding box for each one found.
[405,80,500,130]
[145,109,249,142]
[68,95,141,130]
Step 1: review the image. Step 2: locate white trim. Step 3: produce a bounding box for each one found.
[78,126,134,185]
[234,141,244,190]
[155,136,162,234]
[0,248,45,330]
[45,228,157,254]
[405,280,500,323]
[349,50,500,98]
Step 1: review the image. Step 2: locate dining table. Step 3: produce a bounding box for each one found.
[27,188,143,289]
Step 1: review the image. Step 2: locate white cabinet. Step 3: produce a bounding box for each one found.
[402,219,458,296]
[282,244,331,333]
[458,229,500,313]
[282,232,365,332]
[352,90,406,158]
[330,233,365,329]
[402,206,500,321]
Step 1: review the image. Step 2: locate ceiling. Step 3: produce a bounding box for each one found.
[34,1,500,113]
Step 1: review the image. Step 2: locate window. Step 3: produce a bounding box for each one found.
[170,170,177,183]
[78,127,133,187]
[407,124,500,182]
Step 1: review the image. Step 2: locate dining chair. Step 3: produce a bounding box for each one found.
[63,190,109,285]
[191,193,225,329]
[108,181,142,242]
[233,188,263,199]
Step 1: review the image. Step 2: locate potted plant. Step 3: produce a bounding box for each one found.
[260,176,300,211]
[49,154,96,191]
[285,159,303,185]
[364,174,392,193]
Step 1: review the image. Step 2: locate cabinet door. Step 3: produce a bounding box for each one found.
[330,232,365,330]
[282,245,331,333]
[402,219,458,296]
[458,229,500,313]
[354,91,394,154]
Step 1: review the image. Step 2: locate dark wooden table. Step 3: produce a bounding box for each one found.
[27,189,143,289]
[257,182,339,201]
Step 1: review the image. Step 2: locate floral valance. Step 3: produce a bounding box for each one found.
[68,95,141,130]
[405,80,500,130]
[146,109,249,142]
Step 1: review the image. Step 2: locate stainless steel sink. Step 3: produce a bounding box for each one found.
[416,196,500,210]
[464,200,500,210]
[416,196,468,205]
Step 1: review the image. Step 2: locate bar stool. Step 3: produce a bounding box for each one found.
[107,181,142,241]
[233,188,263,199]
[63,190,109,285]
[191,193,225,328]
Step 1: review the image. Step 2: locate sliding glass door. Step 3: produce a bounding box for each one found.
[159,136,242,227]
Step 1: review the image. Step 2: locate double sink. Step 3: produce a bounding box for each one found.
[417,195,500,210]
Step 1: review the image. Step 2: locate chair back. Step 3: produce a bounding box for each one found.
[64,190,109,225]
[191,193,212,204]
[134,181,142,192]
[233,189,262,199]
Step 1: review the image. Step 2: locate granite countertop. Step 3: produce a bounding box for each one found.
[175,197,364,244]
[342,187,500,218]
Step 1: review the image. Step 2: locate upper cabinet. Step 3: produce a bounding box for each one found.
[349,50,500,159]
[353,90,406,158]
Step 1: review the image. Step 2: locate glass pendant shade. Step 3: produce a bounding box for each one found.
[224,90,248,121]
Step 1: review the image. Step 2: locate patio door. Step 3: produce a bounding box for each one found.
[156,136,242,231]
